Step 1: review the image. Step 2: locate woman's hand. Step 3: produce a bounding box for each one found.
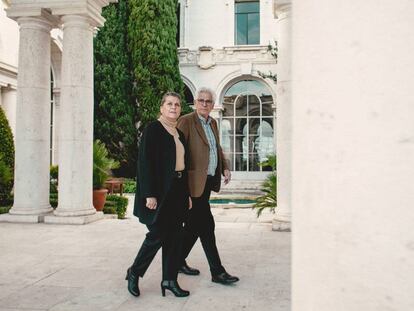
[188,197,192,210]
[146,197,157,209]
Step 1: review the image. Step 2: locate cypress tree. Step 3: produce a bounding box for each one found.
[94,0,137,177]
[128,0,190,132]
[0,106,14,205]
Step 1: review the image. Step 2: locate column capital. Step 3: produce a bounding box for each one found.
[61,14,95,31]
[7,8,60,29]
[274,0,292,18]
[6,0,117,28]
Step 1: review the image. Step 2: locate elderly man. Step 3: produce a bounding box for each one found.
[177,87,239,285]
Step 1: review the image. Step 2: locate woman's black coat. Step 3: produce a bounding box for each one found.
[133,120,189,225]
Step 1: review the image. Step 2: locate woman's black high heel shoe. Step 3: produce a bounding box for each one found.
[125,268,140,297]
[161,280,190,297]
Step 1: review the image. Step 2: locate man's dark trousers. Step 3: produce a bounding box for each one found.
[182,176,226,276]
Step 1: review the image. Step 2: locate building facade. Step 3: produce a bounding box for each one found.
[177,0,278,188]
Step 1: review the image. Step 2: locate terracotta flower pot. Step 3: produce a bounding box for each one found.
[93,188,108,211]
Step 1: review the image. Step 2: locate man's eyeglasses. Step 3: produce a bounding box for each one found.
[197,99,213,105]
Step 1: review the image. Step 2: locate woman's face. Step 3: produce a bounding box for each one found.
[160,95,181,121]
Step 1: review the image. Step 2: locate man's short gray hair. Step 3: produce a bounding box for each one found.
[196,87,216,103]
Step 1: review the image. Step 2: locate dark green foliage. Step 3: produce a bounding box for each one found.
[254,173,276,217]
[105,194,129,219]
[103,204,117,215]
[0,156,12,185]
[93,140,120,189]
[94,0,137,177]
[0,206,11,214]
[254,154,277,217]
[50,165,59,194]
[261,154,276,171]
[49,193,58,208]
[128,0,191,132]
[123,178,136,193]
[50,165,59,180]
[0,106,14,205]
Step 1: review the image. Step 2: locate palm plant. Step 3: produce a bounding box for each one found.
[254,154,277,217]
[93,140,120,190]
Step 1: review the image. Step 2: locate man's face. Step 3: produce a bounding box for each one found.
[194,92,214,119]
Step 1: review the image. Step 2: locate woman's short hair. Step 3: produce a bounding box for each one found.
[160,92,181,107]
[196,87,216,103]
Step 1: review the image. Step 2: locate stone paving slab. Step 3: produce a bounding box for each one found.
[0,195,290,311]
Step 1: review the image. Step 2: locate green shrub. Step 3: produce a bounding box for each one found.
[0,155,12,186]
[106,194,128,219]
[103,204,117,215]
[50,165,59,179]
[50,198,58,208]
[0,206,11,214]
[50,165,59,194]
[49,193,58,208]
[254,173,276,217]
[0,106,14,205]
[123,178,136,193]
[254,154,277,217]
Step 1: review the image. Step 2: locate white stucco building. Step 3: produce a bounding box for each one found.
[177,0,278,186]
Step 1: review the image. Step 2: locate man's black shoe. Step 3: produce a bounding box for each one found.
[212,272,239,285]
[178,263,200,276]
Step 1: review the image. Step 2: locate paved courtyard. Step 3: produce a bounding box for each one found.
[0,195,290,311]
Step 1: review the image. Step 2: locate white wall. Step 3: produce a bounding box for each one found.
[0,1,19,67]
[0,1,18,135]
[181,0,277,49]
[292,1,414,310]
[1,88,16,135]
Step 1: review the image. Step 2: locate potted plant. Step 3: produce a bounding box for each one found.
[93,140,119,211]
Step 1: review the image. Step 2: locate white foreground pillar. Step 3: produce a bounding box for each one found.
[48,15,101,223]
[292,1,414,310]
[273,0,291,231]
[6,16,54,221]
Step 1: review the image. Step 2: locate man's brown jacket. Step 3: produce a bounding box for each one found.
[177,111,229,198]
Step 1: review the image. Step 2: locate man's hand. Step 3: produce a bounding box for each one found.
[223,169,231,185]
[188,197,193,210]
[146,197,157,209]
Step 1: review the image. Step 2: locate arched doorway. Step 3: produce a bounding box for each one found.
[183,83,194,106]
[220,79,275,178]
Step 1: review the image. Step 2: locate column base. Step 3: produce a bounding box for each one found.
[9,205,53,215]
[272,218,291,232]
[44,211,104,225]
[53,206,96,217]
[0,212,53,223]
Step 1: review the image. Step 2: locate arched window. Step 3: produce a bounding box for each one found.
[221,80,274,172]
[183,84,194,106]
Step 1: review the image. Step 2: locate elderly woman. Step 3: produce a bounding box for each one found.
[126,92,191,298]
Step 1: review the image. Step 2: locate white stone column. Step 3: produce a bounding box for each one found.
[51,88,60,165]
[273,0,291,231]
[7,16,54,221]
[49,15,99,222]
[292,1,414,310]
